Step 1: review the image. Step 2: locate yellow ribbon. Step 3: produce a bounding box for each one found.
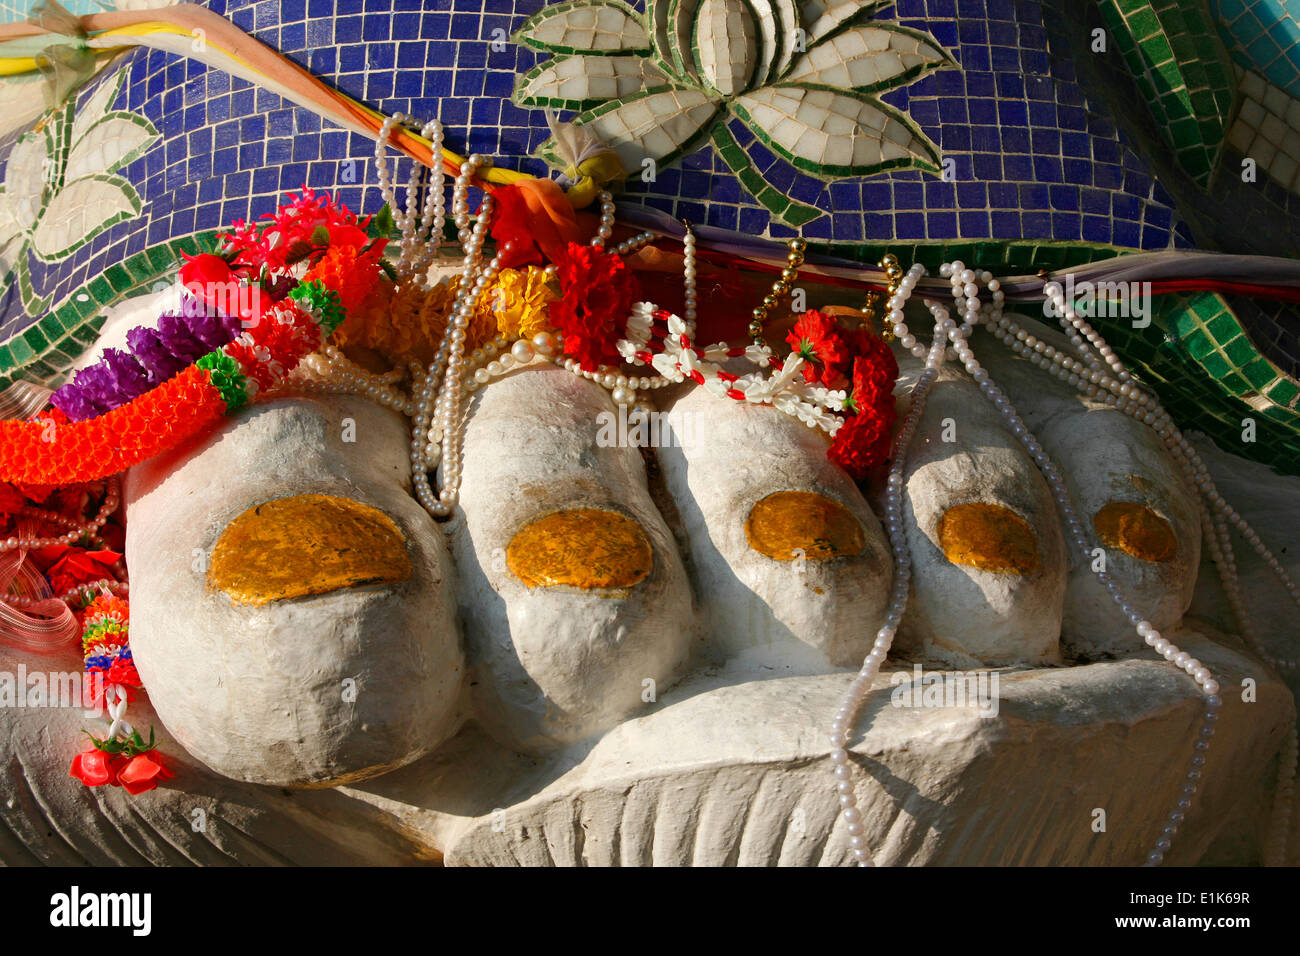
[563,151,627,209]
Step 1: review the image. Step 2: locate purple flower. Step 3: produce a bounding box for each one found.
[156,312,209,364]
[50,381,102,422]
[127,326,188,384]
[71,363,120,411]
[179,296,242,350]
[100,348,151,403]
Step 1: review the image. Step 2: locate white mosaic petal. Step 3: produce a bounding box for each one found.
[66,113,160,180]
[784,25,952,91]
[668,0,704,81]
[71,66,126,143]
[746,0,801,85]
[693,0,758,96]
[516,0,650,54]
[802,0,889,48]
[0,232,23,284]
[0,219,22,264]
[767,0,801,81]
[30,175,139,261]
[0,73,47,141]
[579,88,720,167]
[1,128,53,232]
[516,55,666,108]
[733,86,938,173]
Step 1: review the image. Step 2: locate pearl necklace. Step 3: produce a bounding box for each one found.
[832,261,1231,867]
[0,476,121,552]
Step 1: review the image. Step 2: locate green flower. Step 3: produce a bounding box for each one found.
[512,0,956,225]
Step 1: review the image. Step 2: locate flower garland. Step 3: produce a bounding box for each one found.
[68,594,174,795]
[0,188,381,487]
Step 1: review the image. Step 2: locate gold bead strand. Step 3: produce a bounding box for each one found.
[750,237,807,346]
[878,254,904,343]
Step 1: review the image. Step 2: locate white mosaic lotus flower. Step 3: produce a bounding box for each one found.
[513,0,956,225]
[0,67,158,315]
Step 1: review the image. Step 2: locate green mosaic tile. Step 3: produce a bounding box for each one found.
[103,263,132,293]
[1268,379,1300,407]
[7,339,34,364]
[1222,334,1255,365]
[1242,359,1277,390]
[1096,0,1236,188]
[86,275,114,304]
[22,326,49,352]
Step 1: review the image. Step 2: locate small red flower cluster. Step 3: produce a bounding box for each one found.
[178,251,268,325]
[223,186,371,272]
[547,242,644,372]
[786,311,899,480]
[70,746,173,795]
[224,302,323,390]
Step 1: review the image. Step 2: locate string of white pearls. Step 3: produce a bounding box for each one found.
[682,223,698,333]
[613,231,655,257]
[836,261,1230,867]
[933,264,1220,866]
[287,351,416,416]
[994,284,1300,671]
[412,182,497,518]
[880,262,929,356]
[828,292,952,867]
[5,577,128,609]
[452,153,489,245]
[591,190,616,248]
[374,112,405,218]
[464,334,556,391]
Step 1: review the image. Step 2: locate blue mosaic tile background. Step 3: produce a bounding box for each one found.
[0,0,1284,344]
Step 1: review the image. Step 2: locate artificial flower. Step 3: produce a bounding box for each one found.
[332,276,452,365]
[479,266,559,342]
[301,242,389,320]
[223,187,371,272]
[828,348,899,480]
[0,365,225,485]
[786,310,853,389]
[116,750,173,795]
[0,483,24,518]
[489,183,546,270]
[547,242,642,372]
[42,546,122,595]
[69,746,118,787]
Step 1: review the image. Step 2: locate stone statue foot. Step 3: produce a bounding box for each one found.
[4,299,1296,865]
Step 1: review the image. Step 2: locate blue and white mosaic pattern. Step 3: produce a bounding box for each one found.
[0,0,1281,344]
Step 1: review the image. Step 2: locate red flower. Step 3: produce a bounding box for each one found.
[488,184,545,270]
[546,242,643,371]
[179,251,236,291]
[0,482,25,517]
[828,406,893,480]
[842,331,899,414]
[116,750,173,795]
[42,546,121,595]
[70,746,120,787]
[786,310,853,389]
[222,187,371,272]
[828,348,900,480]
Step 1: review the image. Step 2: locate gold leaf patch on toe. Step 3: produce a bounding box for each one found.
[507,508,653,589]
[745,491,866,560]
[1093,501,1177,563]
[209,494,411,605]
[937,502,1040,575]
